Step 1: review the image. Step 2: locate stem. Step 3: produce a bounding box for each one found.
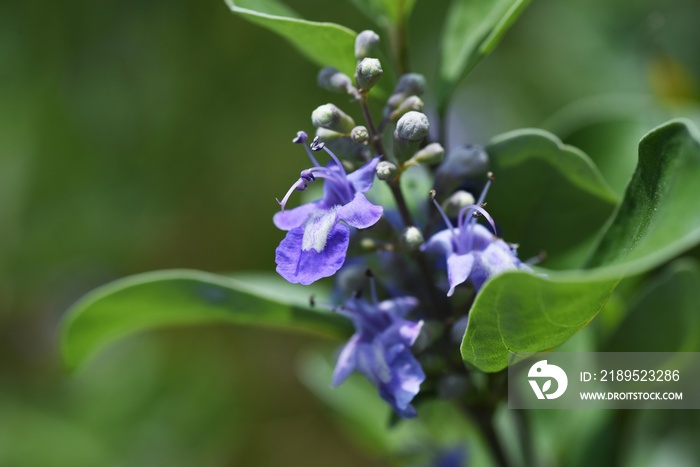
[514,409,535,467]
[467,405,511,467]
[390,0,410,75]
[438,102,449,150]
[358,94,446,317]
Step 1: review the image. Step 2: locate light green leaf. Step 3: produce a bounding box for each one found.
[61,270,352,370]
[485,129,619,269]
[462,119,700,372]
[437,0,531,109]
[224,0,357,77]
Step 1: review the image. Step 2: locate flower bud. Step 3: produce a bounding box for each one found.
[311,103,356,134]
[384,73,427,117]
[350,125,369,144]
[393,111,430,162]
[400,226,424,251]
[435,144,489,193]
[316,129,371,163]
[442,190,476,217]
[376,161,397,180]
[317,67,356,96]
[395,111,430,142]
[407,142,444,166]
[355,30,380,61]
[394,73,427,96]
[388,95,424,121]
[356,58,383,91]
[315,127,343,142]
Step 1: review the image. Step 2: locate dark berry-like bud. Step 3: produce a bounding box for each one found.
[435,144,489,193]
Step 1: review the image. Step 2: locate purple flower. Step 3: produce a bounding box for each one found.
[331,294,425,418]
[422,176,531,296]
[273,132,383,285]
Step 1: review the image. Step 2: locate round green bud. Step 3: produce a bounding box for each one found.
[408,142,444,166]
[442,190,476,217]
[396,111,430,142]
[376,161,397,180]
[311,103,356,134]
[356,58,383,91]
[355,30,380,61]
[400,226,424,251]
[389,95,424,121]
[317,66,355,95]
[350,126,369,143]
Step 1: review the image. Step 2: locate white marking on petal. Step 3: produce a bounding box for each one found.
[302,208,339,252]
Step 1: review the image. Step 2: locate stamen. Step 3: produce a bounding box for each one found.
[475,171,494,206]
[525,250,547,265]
[365,269,378,306]
[293,131,322,167]
[276,177,308,212]
[430,189,458,238]
[457,204,497,234]
[311,137,348,177]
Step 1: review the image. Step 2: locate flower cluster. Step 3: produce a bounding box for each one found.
[271,31,534,418]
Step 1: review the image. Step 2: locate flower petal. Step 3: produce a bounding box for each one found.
[338,193,383,229]
[377,348,425,418]
[272,202,319,231]
[377,296,419,318]
[347,156,380,193]
[421,229,456,256]
[275,224,349,285]
[446,253,475,296]
[332,333,361,387]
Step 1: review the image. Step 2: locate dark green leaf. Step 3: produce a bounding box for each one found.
[437,0,531,109]
[603,259,700,352]
[463,119,700,372]
[61,270,352,370]
[348,0,417,27]
[486,129,619,269]
[224,0,357,77]
[587,120,700,272]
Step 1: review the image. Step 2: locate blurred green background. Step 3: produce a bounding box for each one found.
[2,0,700,465]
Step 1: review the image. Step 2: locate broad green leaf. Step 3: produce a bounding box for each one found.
[437,0,531,109]
[224,0,357,77]
[485,129,619,269]
[603,259,700,352]
[61,270,352,370]
[587,120,700,273]
[348,0,417,27]
[463,119,700,372]
[462,271,620,372]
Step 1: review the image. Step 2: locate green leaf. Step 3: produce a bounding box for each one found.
[348,0,417,27]
[437,0,531,109]
[485,129,619,269]
[603,259,700,352]
[224,0,357,77]
[587,120,700,273]
[462,119,700,372]
[61,270,352,371]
